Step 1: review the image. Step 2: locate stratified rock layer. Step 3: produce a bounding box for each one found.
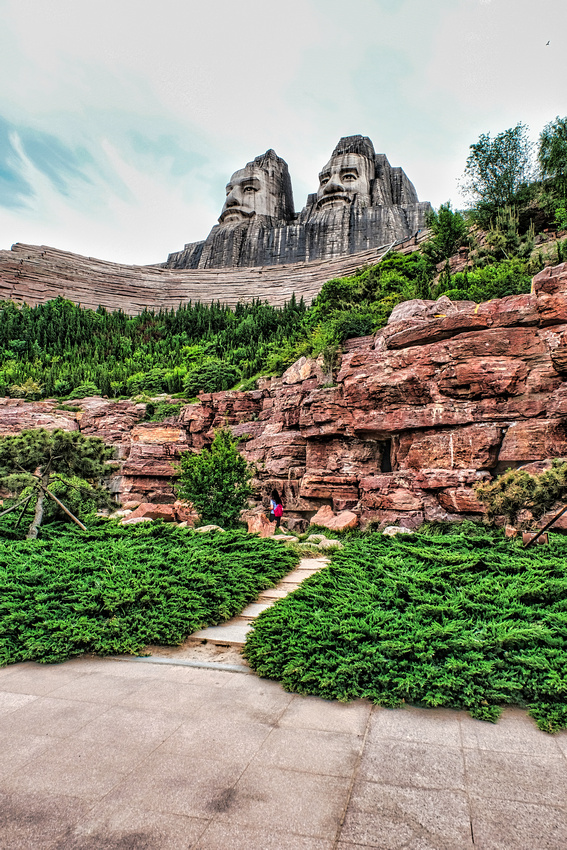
[0,235,425,315]
[2,262,567,528]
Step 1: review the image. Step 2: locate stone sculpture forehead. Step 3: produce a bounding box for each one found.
[318,152,373,180]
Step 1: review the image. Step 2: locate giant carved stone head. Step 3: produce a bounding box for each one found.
[316,135,375,211]
[219,149,294,226]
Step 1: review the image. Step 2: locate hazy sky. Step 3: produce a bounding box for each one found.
[0,0,565,264]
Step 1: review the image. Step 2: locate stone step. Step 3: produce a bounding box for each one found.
[191,619,251,647]
[187,557,330,649]
[257,588,295,600]
[282,568,320,583]
[240,602,273,619]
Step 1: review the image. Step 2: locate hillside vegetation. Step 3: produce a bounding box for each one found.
[244,524,567,732]
[0,521,297,665]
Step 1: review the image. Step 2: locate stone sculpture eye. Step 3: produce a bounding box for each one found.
[320,176,330,186]
[243,186,257,193]
[342,173,357,182]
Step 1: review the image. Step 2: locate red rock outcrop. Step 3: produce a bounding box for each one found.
[2,261,567,530]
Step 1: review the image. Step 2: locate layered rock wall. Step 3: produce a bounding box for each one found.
[2,262,567,529]
[0,234,425,315]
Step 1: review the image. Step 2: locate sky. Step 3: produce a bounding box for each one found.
[0,0,565,265]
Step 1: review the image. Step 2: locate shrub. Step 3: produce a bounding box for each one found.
[175,428,254,528]
[183,359,240,396]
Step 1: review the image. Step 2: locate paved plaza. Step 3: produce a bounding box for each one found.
[2,657,567,848]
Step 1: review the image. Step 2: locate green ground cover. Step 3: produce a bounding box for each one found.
[244,524,567,732]
[0,521,298,666]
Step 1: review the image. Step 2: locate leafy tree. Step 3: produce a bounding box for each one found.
[0,429,116,538]
[461,123,534,226]
[538,116,567,199]
[423,202,469,264]
[175,428,254,528]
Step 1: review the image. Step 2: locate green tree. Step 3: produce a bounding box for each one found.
[423,202,469,264]
[175,428,254,528]
[0,428,116,538]
[461,123,534,226]
[474,460,567,527]
[538,116,567,199]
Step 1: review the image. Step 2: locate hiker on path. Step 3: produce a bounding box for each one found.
[270,489,284,528]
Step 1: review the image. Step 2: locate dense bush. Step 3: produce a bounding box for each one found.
[244,524,567,731]
[0,521,297,665]
[433,258,532,302]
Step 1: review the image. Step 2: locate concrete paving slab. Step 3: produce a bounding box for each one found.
[278,694,372,736]
[70,703,185,749]
[43,671,146,705]
[63,800,210,850]
[105,750,244,819]
[195,822,333,849]
[159,716,273,768]
[216,764,351,839]
[461,706,563,755]
[0,694,108,739]
[0,790,93,850]
[295,558,329,569]
[283,568,321,583]
[4,736,133,800]
[0,663,88,696]
[340,784,474,848]
[468,795,567,850]
[359,739,466,790]
[368,705,462,748]
[0,733,51,782]
[117,677,219,715]
[463,748,567,808]
[0,691,38,716]
[249,726,362,778]
[258,587,296,599]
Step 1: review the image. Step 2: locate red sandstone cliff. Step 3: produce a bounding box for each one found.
[2,261,567,530]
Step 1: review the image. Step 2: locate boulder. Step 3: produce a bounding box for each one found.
[173,500,198,526]
[382,526,414,537]
[246,512,276,538]
[195,525,224,533]
[317,537,344,550]
[310,505,358,531]
[126,503,177,522]
[120,516,153,526]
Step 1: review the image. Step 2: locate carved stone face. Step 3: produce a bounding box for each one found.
[219,166,274,224]
[316,153,373,210]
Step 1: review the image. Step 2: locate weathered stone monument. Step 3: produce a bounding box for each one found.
[165,135,431,269]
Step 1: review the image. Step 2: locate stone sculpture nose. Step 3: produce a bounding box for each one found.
[324,174,344,194]
[225,191,239,207]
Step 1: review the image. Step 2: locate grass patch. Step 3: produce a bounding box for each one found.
[0,521,298,666]
[244,523,567,732]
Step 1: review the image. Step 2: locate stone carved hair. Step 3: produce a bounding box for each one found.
[331,135,376,162]
[245,149,295,223]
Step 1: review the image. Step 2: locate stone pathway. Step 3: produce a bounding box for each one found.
[2,656,567,848]
[189,556,329,649]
